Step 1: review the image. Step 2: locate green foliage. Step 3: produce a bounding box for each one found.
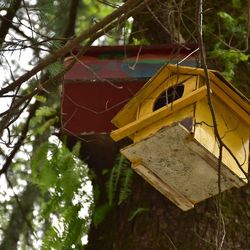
[35,106,56,117]
[60,206,86,250]
[31,141,93,249]
[205,6,249,79]
[47,61,64,77]
[76,0,125,45]
[217,11,245,34]
[37,117,59,135]
[106,154,133,206]
[210,48,249,79]
[92,203,111,227]
[128,207,150,222]
[37,0,69,36]
[232,0,241,8]
[30,105,58,135]
[47,39,64,50]
[35,95,47,103]
[217,12,237,30]
[118,168,133,205]
[2,1,250,249]
[90,155,133,229]
[107,155,123,206]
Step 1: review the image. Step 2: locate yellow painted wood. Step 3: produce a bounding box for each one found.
[194,96,249,180]
[134,106,194,142]
[111,86,207,141]
[211,82,250,126]
[111,64,249,130]
[208,72,250,114]
[111,66,172,128]
[166,64,250,114]
[139,75,197,118]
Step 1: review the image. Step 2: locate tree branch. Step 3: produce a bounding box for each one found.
[0,0,154,137]
[64,0,80,38]
[0,0,22,47]
[196,1,248,182]
[0,102,39,175]
[0,0,155,96]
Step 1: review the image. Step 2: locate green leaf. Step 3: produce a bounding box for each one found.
[93,203,111,227]
[62,217,84,250]
[42,227,62,250]
[128,207,149,222]
[39,162,57,191]
[37,117,58,135]
[106,155,124,205]
[31,142,50,180]
[35,95,47,103]
[72,141,81,157]
[217,12,236,27]
[47,61,64,76]
[238,52,249,61]
[48,39,63,50]
[118,168,133,205]
[61,169,80,201]
[36,106,56,117]
[232,0,241,8]
[210,48,249,80]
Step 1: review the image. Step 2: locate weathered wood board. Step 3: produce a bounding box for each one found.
[121,124,245,210]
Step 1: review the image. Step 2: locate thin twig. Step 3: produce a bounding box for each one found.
[196,1,226,248]
[0,0,156,136]
[0,0,155,96]
[0,102,39,175]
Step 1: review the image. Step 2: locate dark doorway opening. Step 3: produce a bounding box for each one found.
[153,84,184,111]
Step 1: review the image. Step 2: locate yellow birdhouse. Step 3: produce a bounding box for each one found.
[110,64,250,211]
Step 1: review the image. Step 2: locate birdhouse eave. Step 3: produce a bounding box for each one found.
[111,65,250,132]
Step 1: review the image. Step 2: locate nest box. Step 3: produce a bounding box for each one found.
[111,64,250,211]
[61,45,198,135]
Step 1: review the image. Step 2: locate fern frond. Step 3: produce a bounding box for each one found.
[92,203,111,227]
[128,207,149,222]
[106,154,125,206]
[31,141,92,248]
[106,154,133,206]
[35,106,57,117]
[118,168,133,205]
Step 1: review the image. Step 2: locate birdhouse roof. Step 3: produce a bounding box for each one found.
[111,64,250,129]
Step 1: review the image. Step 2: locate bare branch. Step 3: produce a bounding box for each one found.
[0,0,155,137]
[0,0,22,46]
[0,0,155,96]
[0,102,39,175]
[64,0,80,38]
[196,1,247,248]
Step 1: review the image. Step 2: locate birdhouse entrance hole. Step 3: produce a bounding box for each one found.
[153,84,185,111]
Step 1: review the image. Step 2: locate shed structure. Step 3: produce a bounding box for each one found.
[111,64,250,211]
[61,45,198,135]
